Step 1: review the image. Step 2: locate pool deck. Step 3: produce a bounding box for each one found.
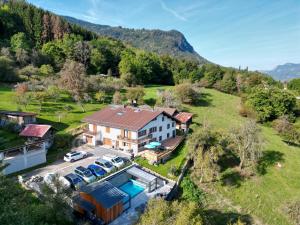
[109,182,174,225]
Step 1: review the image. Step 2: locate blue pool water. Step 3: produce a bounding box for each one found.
[119,180,145,198]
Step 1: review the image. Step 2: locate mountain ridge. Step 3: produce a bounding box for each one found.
[64,16,208,64]
[263,63,300,81]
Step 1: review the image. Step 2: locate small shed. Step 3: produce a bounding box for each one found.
[0,111,37,126]
[126,166,158,192]
[19,124,53,149]
[74,181,130,224]
[175,112,193,133]
[20,124,52,139]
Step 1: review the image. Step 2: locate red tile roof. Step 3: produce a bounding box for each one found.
[175,112,193,124]
[154,107,178,116]
[19,124,52,138]
[83,105,175,131]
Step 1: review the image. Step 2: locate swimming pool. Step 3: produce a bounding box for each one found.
[119,180,145,198]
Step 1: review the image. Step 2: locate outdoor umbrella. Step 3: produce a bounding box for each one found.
[149,141,161,147]
[145,144,156,149]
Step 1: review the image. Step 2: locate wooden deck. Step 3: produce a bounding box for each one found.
[140,135,184,163]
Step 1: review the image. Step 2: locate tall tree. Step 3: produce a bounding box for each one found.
[59,60,88,112]
[231,120,263,171]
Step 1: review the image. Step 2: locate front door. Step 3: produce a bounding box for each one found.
[87,136,93,144]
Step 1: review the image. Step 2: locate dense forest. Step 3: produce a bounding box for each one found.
[64,16,208,64]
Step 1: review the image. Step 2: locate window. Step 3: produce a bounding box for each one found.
[173,130,176,137]
[106,127,110,133]
[162,116,164,121]
[138,130,146,137]
[149,127,157,133]
[124,130,129,138]
[167,133,170,138]
[172,122,175,127]
[167,124,170,129]
[123,142,127,146]
[159,136,162,141]
[138,142,147,148]
[159,126,162,132]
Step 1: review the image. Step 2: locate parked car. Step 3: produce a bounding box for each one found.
[44,173,71,192]
[103,154,125,168]
[64,173,85,190]
[95,158,115,173]
[74,166,96,183]
[88,164,107,177]
[64,151,87,162]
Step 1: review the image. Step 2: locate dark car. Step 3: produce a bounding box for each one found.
[64,173,85,190]
[88,164,107,177]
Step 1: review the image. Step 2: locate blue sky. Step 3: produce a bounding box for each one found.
[28,0,300,70]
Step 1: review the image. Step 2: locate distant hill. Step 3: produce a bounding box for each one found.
[263,63,300,81]
[64,16,208,64]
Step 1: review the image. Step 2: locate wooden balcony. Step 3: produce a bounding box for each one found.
[117,134,153,144]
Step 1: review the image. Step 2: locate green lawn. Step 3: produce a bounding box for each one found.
[0,129,25,150]
[1,84,300,224]
[135,142,188,179]
[143,86,300,225]
[0,85,103,132]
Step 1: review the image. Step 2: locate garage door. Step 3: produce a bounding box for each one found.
[103,138,112,146]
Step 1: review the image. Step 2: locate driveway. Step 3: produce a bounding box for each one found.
[26,145,131,178]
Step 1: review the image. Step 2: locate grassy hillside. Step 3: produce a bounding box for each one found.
[1,84,300,224]
[0,85,103,132]
[143,86,300,225]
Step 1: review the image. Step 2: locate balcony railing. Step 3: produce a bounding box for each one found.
[117,134,153,144]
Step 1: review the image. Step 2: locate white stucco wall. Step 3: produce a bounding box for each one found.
[3,149,46,175]
[87,113,176,155]
[138,114,176,144]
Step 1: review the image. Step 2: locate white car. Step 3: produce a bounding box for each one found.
[103,154,125,168]
[95,158,115,173]
[44,173,71,192]
[64,151,87,162]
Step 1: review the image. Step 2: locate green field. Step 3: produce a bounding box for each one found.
[135,142,187,179]
[0,85,103,132]
[1,84,300,224]
[143,85,300,225]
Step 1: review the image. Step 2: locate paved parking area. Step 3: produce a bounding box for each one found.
[26,145,131,178]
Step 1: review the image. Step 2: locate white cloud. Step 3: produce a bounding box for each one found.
[160,0,187,21]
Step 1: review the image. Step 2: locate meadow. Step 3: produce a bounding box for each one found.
[1,84,300,224]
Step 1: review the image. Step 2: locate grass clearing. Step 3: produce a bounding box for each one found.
[1,84,300,224]
[135,142,188,179]
[143,86,300,225]
[0,85,103,132]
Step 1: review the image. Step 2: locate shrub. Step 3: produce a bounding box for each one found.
[181,177,205,203]
[283,201,300,225]
[273,116,300,144]
[174,82,200,105]
[52,133,73,150]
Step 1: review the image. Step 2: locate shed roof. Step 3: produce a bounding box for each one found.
[175,112,193,124]
[73,195,96,212]
[80,181,128,209]
[126,166,157,183]
[19,124,52,138]
[0,110,37,117]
